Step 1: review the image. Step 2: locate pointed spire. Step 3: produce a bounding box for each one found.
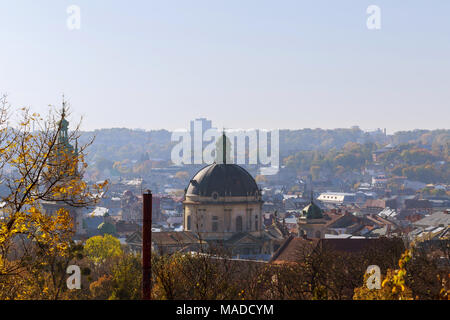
[61,94,66,119]
[222,129,226,165]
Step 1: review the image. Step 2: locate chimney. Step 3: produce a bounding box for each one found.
[142,190,152,300]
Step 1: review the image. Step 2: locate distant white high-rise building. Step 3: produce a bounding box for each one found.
[190,118,213,164]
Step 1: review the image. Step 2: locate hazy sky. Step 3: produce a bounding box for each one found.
[0,1,449,133]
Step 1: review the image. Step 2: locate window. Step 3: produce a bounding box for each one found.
[255,215,258,230]
[212,216,219,232]
[197,209,206,231]
[187,215,191,230]
[246,209,252,230]
[224,209,232,231]
[236,216,243,232]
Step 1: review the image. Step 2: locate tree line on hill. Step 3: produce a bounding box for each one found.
[284,141,449,184]
[78,127,449,184]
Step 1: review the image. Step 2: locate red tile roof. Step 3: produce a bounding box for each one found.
[270,237,404,263]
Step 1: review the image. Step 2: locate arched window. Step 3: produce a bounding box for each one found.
[236,216,243,232]
[187,215,191,231]
[212,216,219,232]
[315,230,321,239]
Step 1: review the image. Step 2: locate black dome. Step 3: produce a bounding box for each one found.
[186,163,259,197]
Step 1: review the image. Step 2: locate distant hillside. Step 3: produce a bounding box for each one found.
[78,127,448,184]
[79,128,173,163]
[79,127,448,164]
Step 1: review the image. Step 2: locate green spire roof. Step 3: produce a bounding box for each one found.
[215,131,232,164]
[302,201,323,219]
[57,101,73,153]
[53,97,79,177]
[97,222,116,235]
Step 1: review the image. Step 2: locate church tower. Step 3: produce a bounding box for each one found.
[297,191,326,239]
[42,98,84,235]
[54,101,79,178]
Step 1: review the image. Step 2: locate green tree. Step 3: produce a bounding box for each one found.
[108,253,142,300]
[84,234,123,264]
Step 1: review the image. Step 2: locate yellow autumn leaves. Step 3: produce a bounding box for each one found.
[0,99,108,299]
[354,250,414,300]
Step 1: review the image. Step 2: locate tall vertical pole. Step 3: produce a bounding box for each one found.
[142,190,152,300]
[222,130,226,165]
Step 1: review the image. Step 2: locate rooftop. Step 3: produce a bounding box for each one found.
[413,211,450,227]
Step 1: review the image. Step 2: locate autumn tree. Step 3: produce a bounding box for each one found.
[0,95,107,299]
[84,234,123,265]
[89,251,142,300]
[151,248,264,300]
[353,250,414,300]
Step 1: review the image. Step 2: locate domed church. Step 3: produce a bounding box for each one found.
[182,133,281,258]
[184,163,263,239]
